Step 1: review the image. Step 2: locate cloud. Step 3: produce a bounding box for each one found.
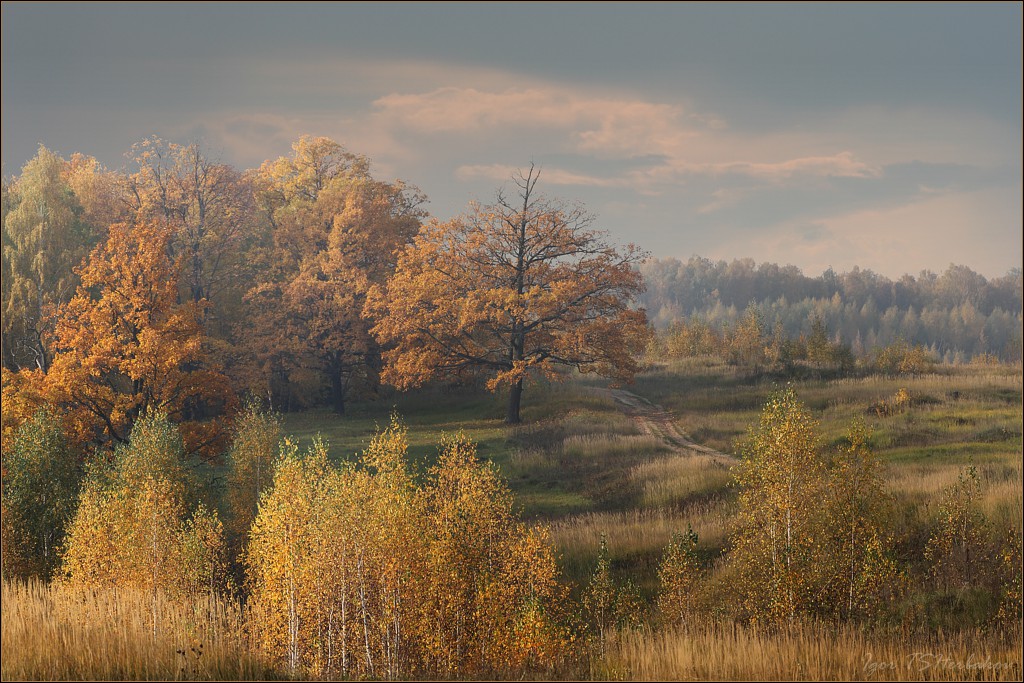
[455,163,627,188]
[46,51,1004,276]
[712,152,881,181]
[714,185,1023,279]
[368,84,882,192]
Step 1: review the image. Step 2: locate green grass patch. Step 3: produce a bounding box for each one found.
[883,441,1021,464]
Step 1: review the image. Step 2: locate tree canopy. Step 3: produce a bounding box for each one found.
[366,167,649,423]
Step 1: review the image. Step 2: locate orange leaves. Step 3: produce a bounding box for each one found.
[241,137,424,413]
[368,168,650,423]
[44,222,234,456]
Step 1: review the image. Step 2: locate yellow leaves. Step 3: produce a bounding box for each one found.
[730,389,904,623]
[245,419,567,678]
[657,527,701,628]
[924,462,998,595]
[63,413,224,598]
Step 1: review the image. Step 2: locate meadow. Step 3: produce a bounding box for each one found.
[3,358,1021,680]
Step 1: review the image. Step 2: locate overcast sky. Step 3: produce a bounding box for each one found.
[3,2,1021,279]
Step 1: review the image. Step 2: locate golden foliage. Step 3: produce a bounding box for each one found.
[875,339,936,376]
[726,305,767,368]
[657,526,701,628]
[61,413,225,599]
[820,420,904,619]
[245,416,569,679]
[731,388,825,624]
[730,390,902,625]
[925,463,998,594]
[1,367,47,451]
[367,167,649,423]
[44,222,234,456]
[240,136,424,413]
[223,401,281,558]
[124,137,255,313]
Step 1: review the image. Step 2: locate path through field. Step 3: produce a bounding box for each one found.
[599,387,735,461]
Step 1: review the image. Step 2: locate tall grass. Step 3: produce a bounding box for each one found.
[630,453,733,509]
[604,621,1023,681]
[885,460,1023,530]
[1,579,275,681]
[550,499,735,582]
[4,362,1018,680]
[561,433,667,460]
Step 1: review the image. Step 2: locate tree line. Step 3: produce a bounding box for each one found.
[2,139,648,460]
[642,256,1023,362]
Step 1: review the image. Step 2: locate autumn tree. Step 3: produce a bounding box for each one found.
[2,145,95,372]
[664,317,721,358]
[242,137,424,412]
[223,400,281,564]
[367,166,649,424]
[820,420,902,620]
[727,304,767,370]
[924,463,997,594]
[62,412,225,601]
[583,535,617,645]
[45,222,235,456]
[805,315,833,365]
[246,417,568,679]
[730,390,905,625]
[124,137,256,329]
[246,421,426,678]
[873,339,935,376]
[421,431,567,676]
[244,437,327,674]
[0,408,81,579]
[657,526,702,628]
[995,527,1022,625]
[0,366,48,451]
[730,388,828,624]
[583,534,644,651]
[64,152,131,231]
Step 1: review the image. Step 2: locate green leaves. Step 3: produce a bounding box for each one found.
[1,408,81,579]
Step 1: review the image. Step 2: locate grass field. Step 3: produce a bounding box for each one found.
[282,359,1021,603]
[0,580,276,681]
[3,359,1021,680]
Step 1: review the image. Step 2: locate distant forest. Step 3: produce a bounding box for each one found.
[641,257,1023,363]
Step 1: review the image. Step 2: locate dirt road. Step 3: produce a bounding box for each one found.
[598,387,735,461]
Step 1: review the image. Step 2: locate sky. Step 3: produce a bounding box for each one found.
[2,2,1021,280]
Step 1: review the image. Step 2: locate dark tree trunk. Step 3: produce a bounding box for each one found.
[505,377,523,424]
[330,356,347,415]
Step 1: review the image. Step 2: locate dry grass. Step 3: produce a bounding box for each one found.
[603,622,1023,681]
[0,579,274,681]
[630,453,734,510]
[4,363,1018,680]
[885,460,1023,530]
[549,499,735,581]
[561,433,667,460]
